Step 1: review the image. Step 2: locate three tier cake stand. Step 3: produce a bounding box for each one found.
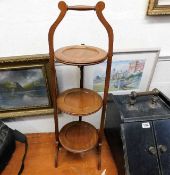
[48,1,113,170]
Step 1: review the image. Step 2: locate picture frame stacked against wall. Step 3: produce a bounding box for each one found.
[0,54,53,118]
[85,49,160,95]
[147,0,170,15]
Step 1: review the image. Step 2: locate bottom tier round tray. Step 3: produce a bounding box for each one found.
[57,88,103,116]
[59,121,98,153]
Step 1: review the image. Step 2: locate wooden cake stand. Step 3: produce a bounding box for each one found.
[48,1,113,170]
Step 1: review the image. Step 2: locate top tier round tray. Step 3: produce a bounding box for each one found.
[48,1,113,170]
[55,45,107,66]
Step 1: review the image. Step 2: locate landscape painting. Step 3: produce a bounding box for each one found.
[93,59,146,92]
[0,66,50,111]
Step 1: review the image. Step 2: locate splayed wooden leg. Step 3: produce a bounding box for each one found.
[55,141,59,168]
[98,142,102,170]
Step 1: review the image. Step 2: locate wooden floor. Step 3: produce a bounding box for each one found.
[2,133,118,175]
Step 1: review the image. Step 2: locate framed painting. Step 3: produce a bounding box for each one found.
[147,0,170,15]
[84,49,160,95]
[0,54,53,118]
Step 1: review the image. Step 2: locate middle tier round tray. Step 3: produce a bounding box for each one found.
[55,45,107,66]
[57,88,103,116]
[59,121,98,153]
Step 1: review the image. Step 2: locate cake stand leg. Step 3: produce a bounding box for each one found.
[54,108,59,168]
[79,116,82,121]
[55,141,59,167]
[79,65,84,122]
[97,142,102,170]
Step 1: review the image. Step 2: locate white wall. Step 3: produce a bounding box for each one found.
[0,0,170,133]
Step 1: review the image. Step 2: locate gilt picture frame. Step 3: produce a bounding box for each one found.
[147,0,170,15]
[0,54,53,118]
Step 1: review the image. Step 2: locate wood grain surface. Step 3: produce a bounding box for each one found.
[57,88,103,116]
[2,133,118,175]
[55,45,107,66]
[59,121,98,153]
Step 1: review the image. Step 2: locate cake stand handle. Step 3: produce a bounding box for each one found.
[95,3,114,146]
[48,1,67,151]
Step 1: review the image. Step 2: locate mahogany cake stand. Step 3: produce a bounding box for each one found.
[48,1,113,170]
